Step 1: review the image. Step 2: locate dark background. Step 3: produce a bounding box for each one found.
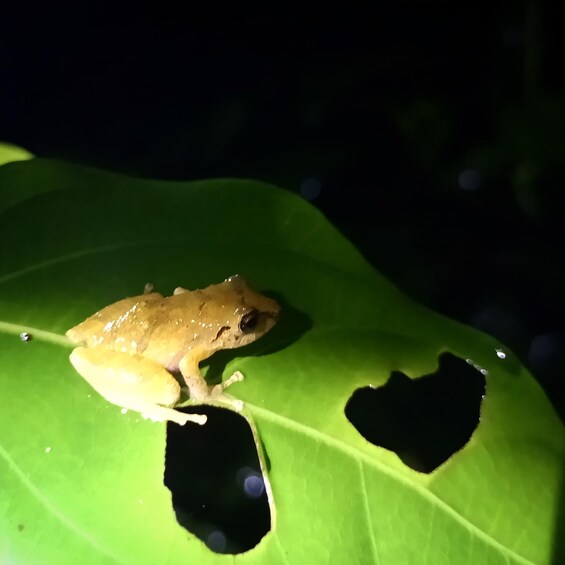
[2,8,564,419]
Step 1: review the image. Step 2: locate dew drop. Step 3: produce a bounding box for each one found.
[496,348,507,359]
[20,332,32,342]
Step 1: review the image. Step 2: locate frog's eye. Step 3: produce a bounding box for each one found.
[239,310,259,333]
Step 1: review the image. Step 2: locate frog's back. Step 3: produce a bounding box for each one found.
[66,293,163,345]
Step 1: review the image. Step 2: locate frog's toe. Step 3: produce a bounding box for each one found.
[220,370,245,390]
[141,405,207,426]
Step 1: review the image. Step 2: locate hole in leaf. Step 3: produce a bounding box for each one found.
[164,406,271,554]
[345,352,485,473]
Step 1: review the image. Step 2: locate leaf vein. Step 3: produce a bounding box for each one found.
[359,460,381,564]
[0,442,126,564]
[0,321,70,347]
[247,403,536,565]
[0,241,143,284]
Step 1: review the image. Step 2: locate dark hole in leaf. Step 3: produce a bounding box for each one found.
[164,406,271,554]
[345,352,485,473]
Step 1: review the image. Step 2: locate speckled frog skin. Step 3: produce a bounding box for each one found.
[66,275,280,425]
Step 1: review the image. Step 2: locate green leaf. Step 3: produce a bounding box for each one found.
[0,141,34,166]
[1,159,563,564]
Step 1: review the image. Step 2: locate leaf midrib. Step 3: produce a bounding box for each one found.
[0,320,71,347]
[0,323,535,564]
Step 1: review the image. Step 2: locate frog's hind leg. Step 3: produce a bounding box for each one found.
[69,347,206,425]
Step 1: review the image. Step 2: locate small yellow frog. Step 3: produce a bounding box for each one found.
[66,275,280,426]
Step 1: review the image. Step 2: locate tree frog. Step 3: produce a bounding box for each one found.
[66,275,280,426]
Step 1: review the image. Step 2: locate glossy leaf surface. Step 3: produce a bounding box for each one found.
[1,159,563,564]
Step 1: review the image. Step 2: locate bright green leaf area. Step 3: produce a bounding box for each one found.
[0,142,34,166]
[1,159,563,565]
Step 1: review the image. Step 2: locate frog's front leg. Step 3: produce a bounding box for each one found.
[210,371,244,397]
[69,347,207,425]
[178,352,244,409]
